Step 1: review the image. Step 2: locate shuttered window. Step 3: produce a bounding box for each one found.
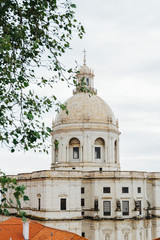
[81,187,85,194]
[103,187,110,193]
[81,198,85,207]
[122,201,129,215]
[103,201,111,216]
[122,187,129,193]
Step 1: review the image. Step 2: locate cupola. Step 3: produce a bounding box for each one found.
[73,49,97,95]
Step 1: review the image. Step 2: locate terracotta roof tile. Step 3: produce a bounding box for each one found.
[0,217,88,240]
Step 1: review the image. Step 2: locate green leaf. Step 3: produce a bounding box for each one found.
[23,195,29,201]
[24,82,29,87]
[71,4,76,8]
[46,127,52,133]
[27,113,34,120]
[13,139,18,145]
[3,209,10,216]
[34,131,40,139]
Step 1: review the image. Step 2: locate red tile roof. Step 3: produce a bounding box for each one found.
[0,217,88,240]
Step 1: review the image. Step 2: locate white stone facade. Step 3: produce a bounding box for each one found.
[2,58,160,240]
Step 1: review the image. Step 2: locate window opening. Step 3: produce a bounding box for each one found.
[38,198,41,211]
[86,78,89,86]
[81,187,85,194]
[103,187,110,193]
[81,198,85,207]
[122,201,129,216]
[105,234,110,240]
[95,147,101,159]
[103,201,111,216]
[138,187,141,193]
[124,233,129,240]
[82,232,85,237]
[122,187,129,193]
[61,198,66,210]
[73,147,79,159]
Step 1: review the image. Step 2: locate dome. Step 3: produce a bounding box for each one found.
[79,64,92,74]
[55,92,116,125]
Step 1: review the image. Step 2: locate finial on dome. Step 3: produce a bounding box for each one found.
[82,49,87,65]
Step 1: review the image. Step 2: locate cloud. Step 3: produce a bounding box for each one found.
[1,0,160,174]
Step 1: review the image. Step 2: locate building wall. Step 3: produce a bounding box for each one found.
[2,170,160,240]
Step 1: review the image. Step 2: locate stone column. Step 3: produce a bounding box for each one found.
[105,146,108,162]
[111,137,113,163]
[80,146,82,162]
[94,223,99,240]
[51,146,55,165]
[135,228,140,240]
[145,220,152,240]
[66,145,69,162]
[152,180,160,216]
[117,138,120,165]
[115,223,121,240]
[108,136,113,163]
[61,143,66,163]
[133,221,140,240]
[83,136,87,162]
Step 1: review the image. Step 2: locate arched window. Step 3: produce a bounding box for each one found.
[86,78,89,86]
[37,194,41,210]
[124,233,128,240]
[140,232,142,240]
[94,138,105,161]
[69,138,80,161]
[105,234,110,240]
[114,140,117,163]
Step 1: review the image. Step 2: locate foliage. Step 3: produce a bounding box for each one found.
[0,0,85,153]
[54,139,59,150]
[0,171,29,221]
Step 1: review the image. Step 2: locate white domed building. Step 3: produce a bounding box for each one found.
[2,57,160,240]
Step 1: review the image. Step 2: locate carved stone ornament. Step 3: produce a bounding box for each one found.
[116,199,121,211]
[134,200,140,211]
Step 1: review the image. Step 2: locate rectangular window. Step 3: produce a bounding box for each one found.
[61,198,66,210]
[103,187,110,193]
[103,201,111,216]
[95,147,101,159]
[82,232,85,237]
[138,200,142,215]
[122,187,129,193]
[81,198,85,207]
[122,201,129,216]
[73,147,79,159]
[138,187,141,193]
[81,187,85,194]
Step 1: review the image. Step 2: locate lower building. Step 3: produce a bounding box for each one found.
[0,217,87,240]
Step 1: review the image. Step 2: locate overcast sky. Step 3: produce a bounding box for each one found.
[1,0,160,175]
